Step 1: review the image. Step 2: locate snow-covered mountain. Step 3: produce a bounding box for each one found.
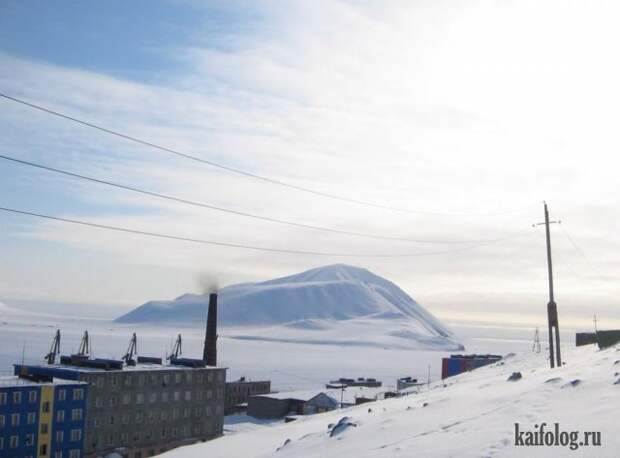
[115,264,452,338]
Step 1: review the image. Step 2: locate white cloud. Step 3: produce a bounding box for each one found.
[1,1,620,326]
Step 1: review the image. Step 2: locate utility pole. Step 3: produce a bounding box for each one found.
[593,314,598,333]
[534,202,561,368]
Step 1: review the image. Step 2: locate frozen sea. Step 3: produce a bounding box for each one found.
[0,304,576,391]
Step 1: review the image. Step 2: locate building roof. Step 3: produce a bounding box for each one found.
[251,386,386,404]
[252,390,325,402]
[15,362,224,376]
[0,375,86,388]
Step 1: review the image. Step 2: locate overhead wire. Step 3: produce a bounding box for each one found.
[0,206,529,258]
[0,92,533,217]
[0,153,521,245]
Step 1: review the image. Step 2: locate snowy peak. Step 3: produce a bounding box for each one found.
[115,265,454,341]
[261,264,378,285]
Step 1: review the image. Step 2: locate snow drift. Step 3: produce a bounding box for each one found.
[115,264,452,337]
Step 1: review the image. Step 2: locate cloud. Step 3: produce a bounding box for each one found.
[1,0,620,326]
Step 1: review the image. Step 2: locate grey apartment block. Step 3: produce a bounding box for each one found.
[225,379,270,414]
[77,366,226,458]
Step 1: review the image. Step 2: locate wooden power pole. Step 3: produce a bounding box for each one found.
[535,202,561,368]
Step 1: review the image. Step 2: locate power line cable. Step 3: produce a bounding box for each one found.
[0,92,533,217]
[0,153,518,245]
[0,206,527,258]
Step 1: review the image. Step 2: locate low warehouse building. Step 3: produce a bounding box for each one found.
[225,377,271,414]
[248,391,339,419]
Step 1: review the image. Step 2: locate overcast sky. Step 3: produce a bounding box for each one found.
[1,0,619,327]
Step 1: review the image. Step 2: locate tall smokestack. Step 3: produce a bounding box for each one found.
[203,293,217,366]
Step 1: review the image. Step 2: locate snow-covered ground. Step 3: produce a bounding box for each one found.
[165,344,620,457]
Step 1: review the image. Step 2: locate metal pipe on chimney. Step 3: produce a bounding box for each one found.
[203,292,218,366]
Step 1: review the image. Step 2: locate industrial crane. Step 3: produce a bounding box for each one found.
[45,329,61,364]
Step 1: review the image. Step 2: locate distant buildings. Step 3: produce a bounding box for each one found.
[247,386,390,419]
[0,375,87,458]
[576,330,620,349]
[396,376,422,391]
[325,377,382,389]
[247,390,340,419]
[14,363,226,458]
[441,354,502,379]
[225,377,271,415]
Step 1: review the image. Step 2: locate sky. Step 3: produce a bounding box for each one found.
[1,0,619,328]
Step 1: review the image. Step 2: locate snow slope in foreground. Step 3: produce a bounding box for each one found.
[164,344,620,458]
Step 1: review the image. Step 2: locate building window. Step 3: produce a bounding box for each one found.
[26,434,35,446]
[186,373,193,383]
[73,389,84,401]
[40,443,48,456]
[96,378,104,388]
[71,409,83,421]
[10,435,18,448]
[175,373,182,384]
[183,407,190,418]
[171,427,178,438]
[0,414,5,427]
[69,449,81,458]
[121,414,129,425]
[57,410,65,422]
[0,437,4,449]
[41,423,49,434]
[206,390,212,399]
[207,372,213,382]
[56,431,64,443]
[109,415,115,425]
[57,389,66,401]
[124,375,132,387]
[70,429,82,442]
[13,391,22,403]
[93,417,100,427]
[184,391,192,401]
[95,397,103,408]
[109,395,118,407]
[29,390,38,403]
[42,401,51,413]
[149,393,157,403]
[27,412,36,424]
[173,391,180,401]
[163,374,170,385]
[133,432,141,442]
[161,428,167,439]
[110,376,118,386]
[0,392,7,404]
[136,393,144,404]
[135,411,144,424]
[11,413,20,426]
[161,391,168,402]
[54,452,62,458]
[122,393,131,405]
[121,432,128,444]
[138,375,145,387]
